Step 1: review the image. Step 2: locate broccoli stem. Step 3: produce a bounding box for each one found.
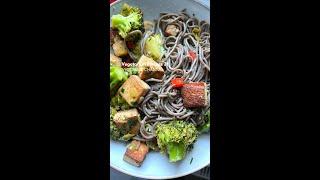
[167,142,186,162]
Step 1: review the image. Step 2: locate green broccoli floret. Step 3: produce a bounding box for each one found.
[155,121,198,162]
[111,93,131,111]
[110,107,121,140]
[120,3,144,31]
[110,66,128,97]
[124,67,139,77]
[120,3,143,17]
[144,34,165,61]
[198,109,210,134]
[111,4,143,39]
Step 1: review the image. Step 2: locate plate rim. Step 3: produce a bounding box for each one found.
[110,145,210,179]
[110,0,210,10]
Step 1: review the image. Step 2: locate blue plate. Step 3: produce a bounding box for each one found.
[110,134,210,179]
[110,0,210,179]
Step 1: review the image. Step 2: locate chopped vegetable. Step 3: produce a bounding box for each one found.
[110,66,128,97]
[110,107,121,140]
[111,12,143,38]
[125,30,143,43]
[124,67,139,77]
[188,50,197,61]
[155,121,198,162]
[120,3,143,19]
[192,27,201,41]
[111,93,131,111]
[171,78,184,88]
[198,109,210,134]
[144,34,165,62]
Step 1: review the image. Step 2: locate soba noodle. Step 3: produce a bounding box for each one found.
[133,11,210,141]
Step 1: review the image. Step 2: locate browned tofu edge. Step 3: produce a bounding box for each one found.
[123,141,149,167]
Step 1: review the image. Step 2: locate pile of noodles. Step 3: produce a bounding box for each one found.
[131,10,210,141]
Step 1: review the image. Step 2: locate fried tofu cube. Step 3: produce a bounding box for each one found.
[119,75,150,106]
[165,24,180,37]
[112,40,128,57]
[123,140,149,167]
[110,53,122,67]
[137,55,164,80]
[113,108,141,135]
[181,82,208,108]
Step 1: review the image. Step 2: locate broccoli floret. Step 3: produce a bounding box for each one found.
[155,121,198,162]
[111,93,131,111]
[110,66,128,97]
[124,67,139,77]
[120,3,144,31]
[198,109,210,134]
[144,34,165,61]
[110,107,121,140]
[111,4,144,39]
[120,3,143,17]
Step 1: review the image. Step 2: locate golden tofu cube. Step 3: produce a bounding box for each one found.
[113,108,140,135]
[112,40,128,57]
[137,55,164,80]
[123,140,149,167]
[119,75,150,106]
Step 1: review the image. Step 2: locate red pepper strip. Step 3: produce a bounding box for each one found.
[188,50,196,61]
[171,78,184,88]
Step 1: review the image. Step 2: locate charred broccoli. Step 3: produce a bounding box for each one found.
[124,67,138,77]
